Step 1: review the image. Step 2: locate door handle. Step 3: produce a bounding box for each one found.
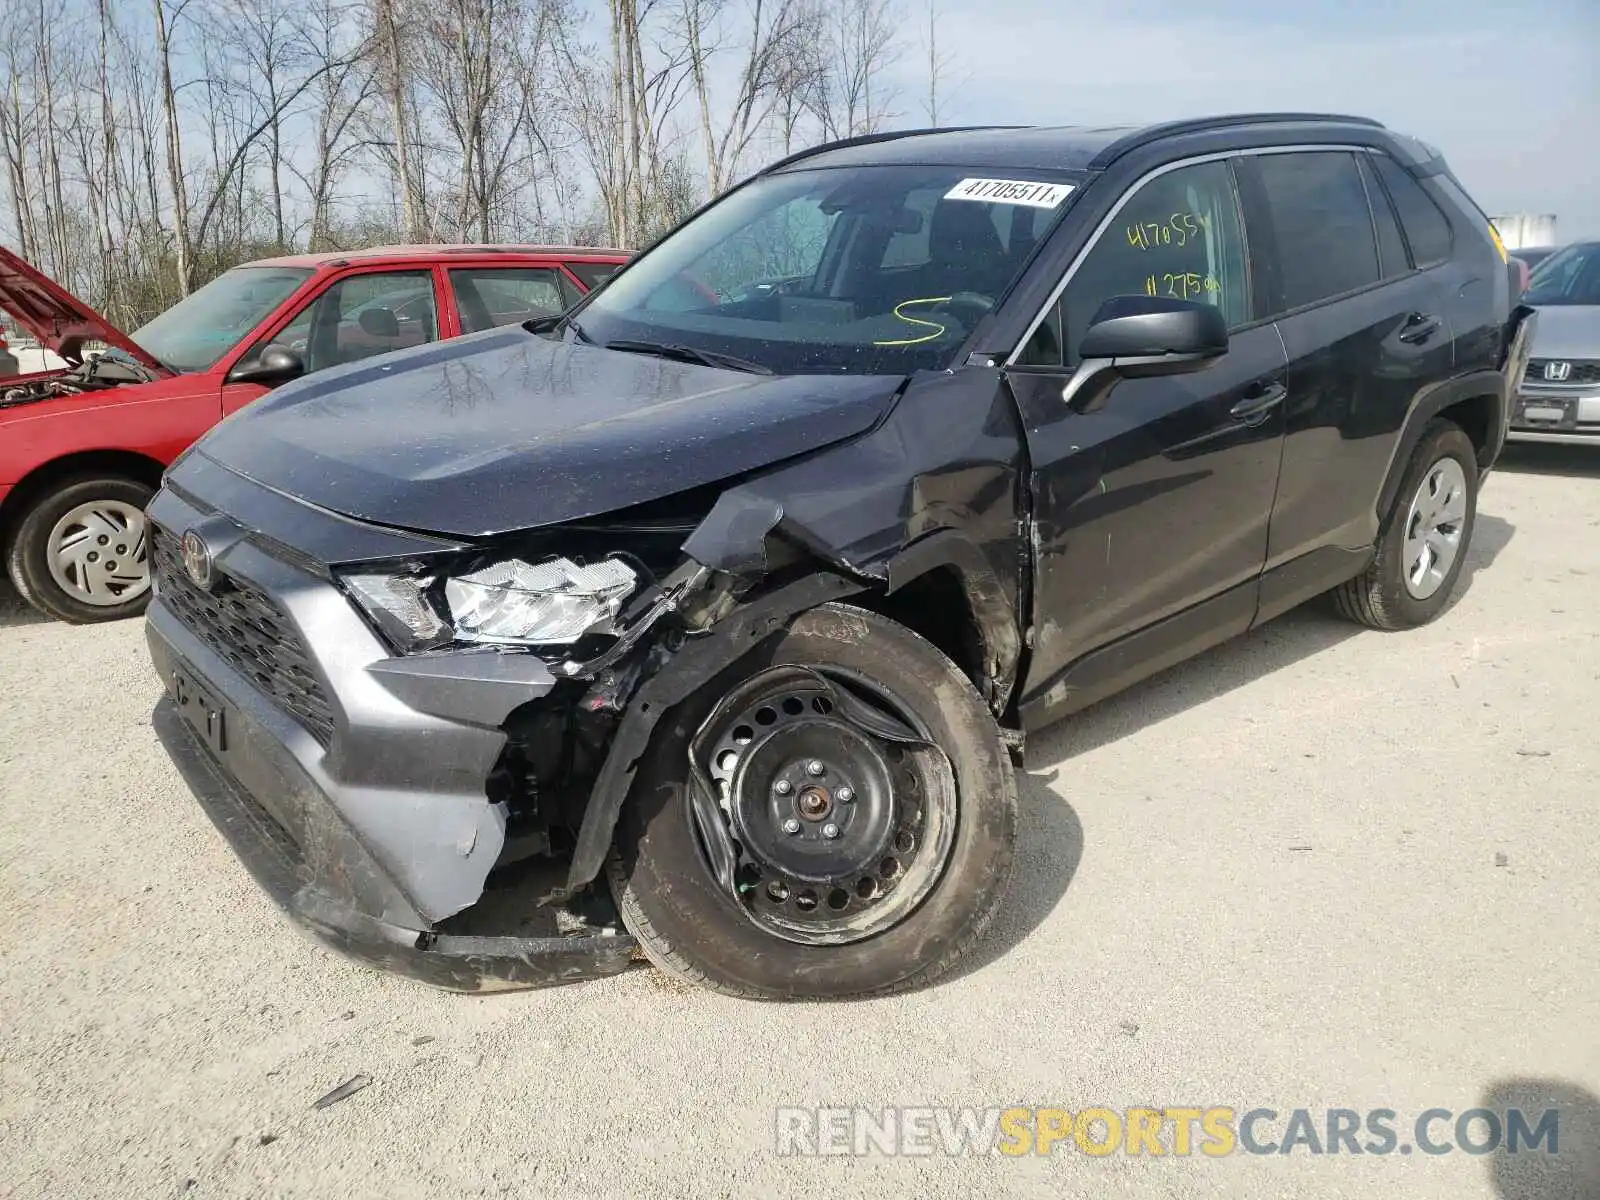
[1229,383,1287,424]
[1397,313,1442,344]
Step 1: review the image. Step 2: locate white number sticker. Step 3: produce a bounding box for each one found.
[943,178,1075,209]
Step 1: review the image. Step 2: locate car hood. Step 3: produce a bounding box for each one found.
[0,246,170,373]
[196,327,907,538]
[1526,304,1600,361]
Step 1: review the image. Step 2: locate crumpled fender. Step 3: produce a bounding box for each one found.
[563,571,864,894]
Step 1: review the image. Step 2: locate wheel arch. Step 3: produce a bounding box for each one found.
[0,449,165,550]
[870,530,1022,716]
[1376,371,1503,522]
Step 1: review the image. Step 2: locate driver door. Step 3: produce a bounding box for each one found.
[221,266,444,415]
[1006,157,1290,726]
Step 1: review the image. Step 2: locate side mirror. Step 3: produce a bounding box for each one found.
[1078,295,1229,374]
[1060,295,1229,409]
[227,344,305,386]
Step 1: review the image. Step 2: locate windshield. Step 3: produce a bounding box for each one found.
[573,165,1082,375]
[131,266,313,372]
[1524,243,1600,306]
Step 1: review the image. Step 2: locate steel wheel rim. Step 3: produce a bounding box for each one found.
[1401,457,1467,600]
[45,499,151,606]
[692,665,957,946]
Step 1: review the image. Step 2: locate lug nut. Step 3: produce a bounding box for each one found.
[822,823,841,839]
[782,818,801,835]
[805,760,825,776]
[773,779,794,796]
[836,786,854,803]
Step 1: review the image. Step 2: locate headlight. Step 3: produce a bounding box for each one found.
[343,572,452,652]
[445,557,637,645]
[342,555,640,653]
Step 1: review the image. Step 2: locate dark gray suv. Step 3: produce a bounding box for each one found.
[145,113,1535,999]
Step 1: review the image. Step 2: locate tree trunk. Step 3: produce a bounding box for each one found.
[153,0,192,294]
[378,0,417,240]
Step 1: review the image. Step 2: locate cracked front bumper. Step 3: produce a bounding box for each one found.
[143,467,636,992]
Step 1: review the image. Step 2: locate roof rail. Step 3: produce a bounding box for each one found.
[757,126,1027,176]
[1086,112,1386,170]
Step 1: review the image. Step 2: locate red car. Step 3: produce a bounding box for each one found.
[0,244,629,623]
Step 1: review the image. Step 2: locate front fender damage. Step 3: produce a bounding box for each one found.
[559,567,866,898]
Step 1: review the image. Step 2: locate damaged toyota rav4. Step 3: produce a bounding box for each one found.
[146,115,1535,999]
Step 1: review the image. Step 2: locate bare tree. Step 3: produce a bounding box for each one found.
[0,0,928,309]
[806,0,903,140]
[373,0,420,238]
[922,0,958,125]
[681,0,818,196]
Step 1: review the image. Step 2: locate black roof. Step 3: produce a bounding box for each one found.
[762,113,1389,176]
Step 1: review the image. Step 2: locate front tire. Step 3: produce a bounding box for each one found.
[608,602,1017,1000]
[5,475,154,624]
[1333,419,1478,630]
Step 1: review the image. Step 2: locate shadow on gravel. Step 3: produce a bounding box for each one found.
[943,772,1083,983]
[1439,511,1516,619]
[1480,1077,1600,1200]
[1495,443,1600,480]
[0,583,50,628]
[951,513,1519,972]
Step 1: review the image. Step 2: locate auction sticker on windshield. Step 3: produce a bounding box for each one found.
[943,178,1075,208]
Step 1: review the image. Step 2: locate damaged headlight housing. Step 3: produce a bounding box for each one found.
[342,555,639,652]
[444,557,637,645]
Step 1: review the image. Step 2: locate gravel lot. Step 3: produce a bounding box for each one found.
[2,445,1598,1200]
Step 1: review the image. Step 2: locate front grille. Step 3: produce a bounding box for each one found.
[152,528,336,747]
[1527,359,1600,386]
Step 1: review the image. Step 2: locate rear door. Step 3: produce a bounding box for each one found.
[1006,156,1290,722]
[445,263,580,335]
[1237,148,1456,620]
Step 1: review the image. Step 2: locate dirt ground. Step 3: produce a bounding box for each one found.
[2,444,1597,1199]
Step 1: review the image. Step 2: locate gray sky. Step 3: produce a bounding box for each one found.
[910,0,1600,240]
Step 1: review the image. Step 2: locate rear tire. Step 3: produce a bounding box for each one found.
[607,602,1017,1000]
[1333,419,1478,630]
[5,475,154,624]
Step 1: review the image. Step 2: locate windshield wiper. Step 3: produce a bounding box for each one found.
[525,312,598,344]
[601,339,772,375]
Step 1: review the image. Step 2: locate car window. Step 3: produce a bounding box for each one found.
[260,271,438,373]
[1018,159,1250,367]
[1369,154,1453,268]
[1523,243,1600,306]
[450,268,569,333]
[566,261,621,291]
[129,266,312,373]
[574,163,1082,375]
[1359,155,1411,280]
[1254,151,1381,312]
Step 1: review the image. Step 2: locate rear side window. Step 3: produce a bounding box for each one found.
[1358,156,1410,280]
[1370,154,1453,268]
[449,267,569,334]
[567,261,621,291]
[1253,151,1380,310]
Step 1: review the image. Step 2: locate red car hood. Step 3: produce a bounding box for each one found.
[0,246,170,373]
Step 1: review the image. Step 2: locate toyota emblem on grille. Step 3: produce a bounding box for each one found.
[1544,361,1573,382]
[180,530,214,589]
